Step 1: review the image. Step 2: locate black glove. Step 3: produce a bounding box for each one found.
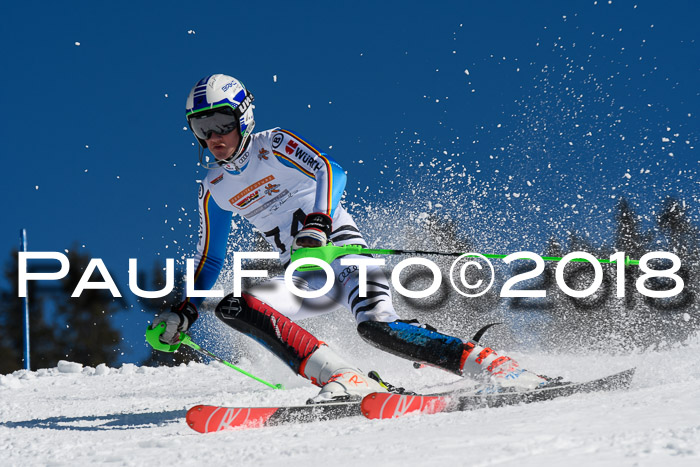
[293,212,332,250]
[152,301,199,345]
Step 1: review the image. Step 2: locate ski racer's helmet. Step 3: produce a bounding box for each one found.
[186,74,255,168]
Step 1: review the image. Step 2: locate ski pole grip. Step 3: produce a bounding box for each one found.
[290,244,365,271]
[145,322,183,353]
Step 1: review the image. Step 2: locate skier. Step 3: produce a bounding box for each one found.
[154,74,546,402]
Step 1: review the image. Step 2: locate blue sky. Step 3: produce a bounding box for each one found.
[2,1,698,363]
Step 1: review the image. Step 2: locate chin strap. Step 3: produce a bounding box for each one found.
[215,133,254,171]
[196,125,255,170]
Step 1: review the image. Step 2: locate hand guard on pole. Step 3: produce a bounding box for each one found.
[152,301,198,345]
[293,212,332,251]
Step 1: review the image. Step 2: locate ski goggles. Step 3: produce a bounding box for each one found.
[188,109,239,141]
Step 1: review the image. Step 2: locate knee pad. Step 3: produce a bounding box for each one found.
[215,293,320,373]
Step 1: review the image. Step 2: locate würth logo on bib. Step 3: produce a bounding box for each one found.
[285,140,298,155]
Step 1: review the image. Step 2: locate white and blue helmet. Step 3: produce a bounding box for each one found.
[186,74,255,167]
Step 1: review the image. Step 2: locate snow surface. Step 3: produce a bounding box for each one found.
[2,334,700,467]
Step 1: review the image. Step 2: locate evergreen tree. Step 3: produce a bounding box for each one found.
[52,249,125,367]
[0,248,124,373]
[537,237,583,350]
[653,197,699,335]
[563,231,613,312]
[614,198,651,260]
[609,197,695,348]
[658,198,700,259]
[397,213,502,340]
[614,198,651,311]
[0,251,66,373]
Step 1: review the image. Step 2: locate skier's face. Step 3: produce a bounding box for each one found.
[206,129,241,161]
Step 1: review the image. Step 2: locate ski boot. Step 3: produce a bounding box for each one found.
[460,340,546,392]
[358,320,548,393]
[302,344,387,404]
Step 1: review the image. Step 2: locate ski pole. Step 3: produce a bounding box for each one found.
[290,244,640,271]
[145,322,284,390]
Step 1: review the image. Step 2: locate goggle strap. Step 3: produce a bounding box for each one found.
[231,91,254,121]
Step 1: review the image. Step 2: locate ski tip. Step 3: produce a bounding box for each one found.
[615,367,636,380]
[186,405,208,433]
[620,367,636,384]
[360,392,383,419]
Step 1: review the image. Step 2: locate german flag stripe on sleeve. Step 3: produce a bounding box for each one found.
[193,191,211,282]
[273,151,315,179]
[277,129,336,216]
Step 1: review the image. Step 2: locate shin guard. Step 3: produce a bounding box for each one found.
[357,320,466,375]
[215,293,320,374]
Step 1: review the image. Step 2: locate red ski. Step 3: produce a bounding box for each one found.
[361,368,635,420]
[360,393,449,419]
[186,401,360,433]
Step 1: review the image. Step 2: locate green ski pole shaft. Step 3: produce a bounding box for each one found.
[180,335,284,390]
[145,323,283,390]
[290,244,640,270]
[378,250,640,266]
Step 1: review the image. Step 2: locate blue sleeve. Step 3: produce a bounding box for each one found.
[187,189,232,308]
[270,129,347,217]
[321,153,346,217]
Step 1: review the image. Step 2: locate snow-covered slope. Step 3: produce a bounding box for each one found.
[2,334,699,467]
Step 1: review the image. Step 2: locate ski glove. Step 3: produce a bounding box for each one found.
[153,301,198,345]
[292,212,332,250]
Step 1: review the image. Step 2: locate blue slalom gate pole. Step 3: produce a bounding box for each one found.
[20,229,30,371]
